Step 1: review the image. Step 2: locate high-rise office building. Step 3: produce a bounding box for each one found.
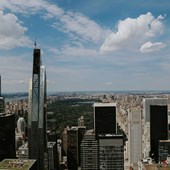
[28,48,47,170]
[64,126,85,170]
[94,103,116,138]
[98,134,124,170]
[0,97,4,113]
[143,98,168,124]
[48,142,57,170]
[67,127,78,170]
[150,105,168,162]
[0,113,16,161]
[0,76,4,113]
[80,130,99,170]
[47,132,59,170]
[77,126,86,167]
[128,108,142,164]
[143,98,168,161]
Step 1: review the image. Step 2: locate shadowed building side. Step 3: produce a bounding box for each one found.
[0,113,16,161]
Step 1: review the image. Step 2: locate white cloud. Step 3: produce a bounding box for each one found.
[0,10,31,49]
[105,82,112,85]
[0,0,64,17]
[52,12,111,43]
[58,45,98,58]
[140,41,166,53]
[100,12,164,53]
[0,0,110,44]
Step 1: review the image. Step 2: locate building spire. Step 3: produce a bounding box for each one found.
[34,41,37,49]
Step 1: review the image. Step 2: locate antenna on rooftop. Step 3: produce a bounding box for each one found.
[34,41,37,49]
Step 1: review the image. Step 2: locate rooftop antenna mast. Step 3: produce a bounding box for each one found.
[34,41,37,49]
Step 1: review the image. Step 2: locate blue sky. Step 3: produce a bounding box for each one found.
[0,0,170,92]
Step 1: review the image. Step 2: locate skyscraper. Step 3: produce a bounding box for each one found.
[94,103,116,138]
[28,48,47,170]
[128,108,142,164]
[48,142,57,170]
[67,127,78,170]
[143,98,168,124]
[142,98,168,160]
[80,130,99,170]
[98,134,124,170]
[0,113,16,161]
[150,105,168,162]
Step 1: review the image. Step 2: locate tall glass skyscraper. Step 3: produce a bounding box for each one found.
[28,48,47,170]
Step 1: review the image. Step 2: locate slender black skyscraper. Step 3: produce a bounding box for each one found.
[28,48,47,170]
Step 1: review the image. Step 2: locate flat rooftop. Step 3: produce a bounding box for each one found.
[0,159,36,170]
[93,102,116,107]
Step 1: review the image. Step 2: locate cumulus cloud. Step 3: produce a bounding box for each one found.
[100,12,165,53]
[140,41,166,53]
[0,0,110,44]
[0,10,31,49]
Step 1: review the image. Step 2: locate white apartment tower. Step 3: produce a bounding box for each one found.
[128,108,142,165]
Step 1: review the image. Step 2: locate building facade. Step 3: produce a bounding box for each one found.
[98,134,124,170]
[143,98,168,162]
[48,142,57,170]
[28,48,47,170]
[0,113,16,161]
[150,105,168,162]
[128,108,142,164]
[67,127,78,170]
[143,98,168,124]
[80,130,99,170]
[94,103,117,138]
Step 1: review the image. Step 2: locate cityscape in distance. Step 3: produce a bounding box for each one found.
[0,48,170,169]
[1,1,170,170]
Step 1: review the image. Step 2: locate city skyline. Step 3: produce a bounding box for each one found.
[0,0,170,92]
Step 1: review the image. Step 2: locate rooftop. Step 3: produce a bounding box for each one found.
[94,102,116,107]
[0,159,36,170]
